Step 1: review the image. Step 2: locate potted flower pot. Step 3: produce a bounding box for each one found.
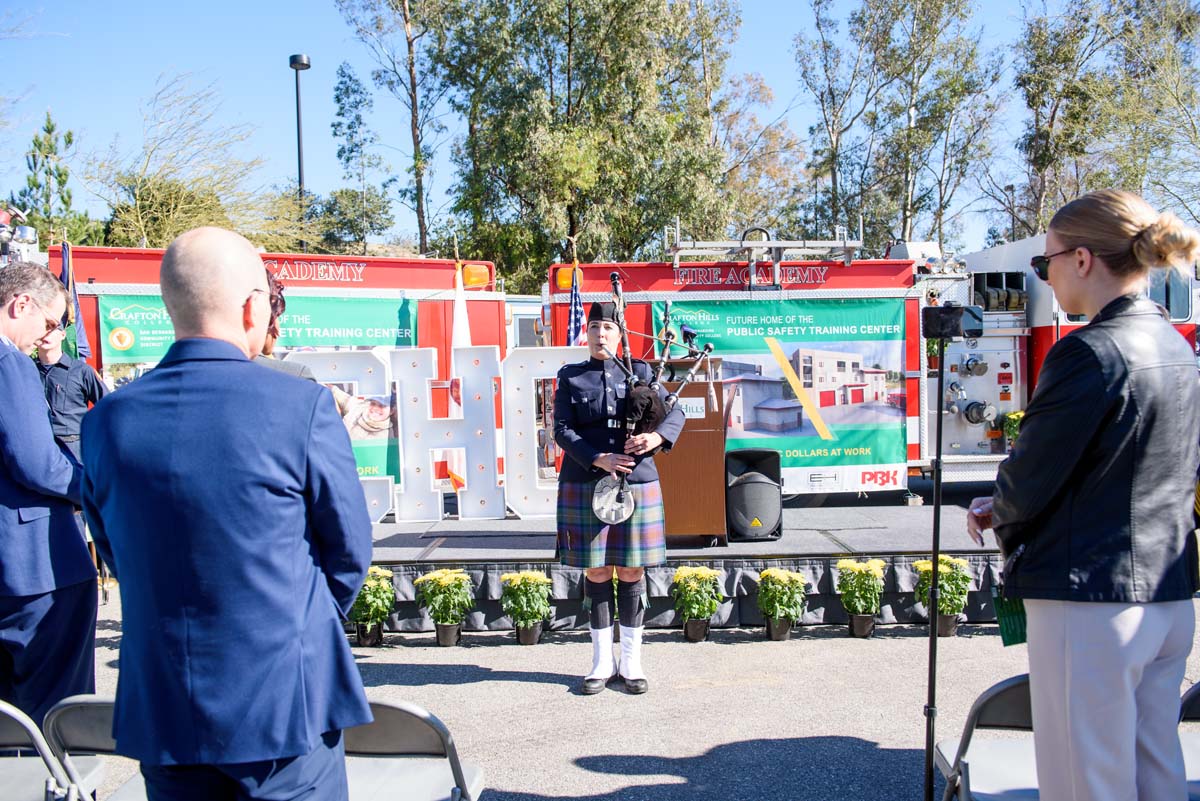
[765,617,793,641]
[356,622,384,647]
[937,613,960,637]
[515,621,543,645]
[927,355,941,371]
[683,619,710,642]
[848,614,876,638]
[435,622,462,647]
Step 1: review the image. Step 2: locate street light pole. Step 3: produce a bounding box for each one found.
[289,53,311,252]
[1004,184,1016,242]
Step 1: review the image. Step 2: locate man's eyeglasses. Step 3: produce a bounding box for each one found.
[1030,248,1076,282]
[31,299,65,335]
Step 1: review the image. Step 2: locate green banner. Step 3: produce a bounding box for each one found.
[98,295,416,364]
[273,296,415,349]
[98,296,173,364]
[658,298,904,353]
[350,439,401,480]
[653,298,907,475]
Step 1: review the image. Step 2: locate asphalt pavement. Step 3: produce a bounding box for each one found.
[89,483,1200,800]
[92,590,1200,801]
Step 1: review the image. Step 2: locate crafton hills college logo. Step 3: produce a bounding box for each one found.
[108,327,135,351]
[106,303,168,351]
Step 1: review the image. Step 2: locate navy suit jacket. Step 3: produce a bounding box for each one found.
[81,339,374,766]
[0,337,93,597]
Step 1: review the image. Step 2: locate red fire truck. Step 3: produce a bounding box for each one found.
[545,232,1200,499]
[51,245,507,390]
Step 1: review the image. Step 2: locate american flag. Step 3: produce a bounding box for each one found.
[566,268,586,346]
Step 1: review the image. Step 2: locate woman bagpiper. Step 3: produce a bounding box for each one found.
[554,301,685,695]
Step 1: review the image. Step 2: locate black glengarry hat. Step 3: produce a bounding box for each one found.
[588,302,617,323]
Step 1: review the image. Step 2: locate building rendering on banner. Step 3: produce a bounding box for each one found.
[790,347,889,406]
[725,376,804,434]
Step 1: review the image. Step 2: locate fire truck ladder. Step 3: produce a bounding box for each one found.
[667,225,862,290]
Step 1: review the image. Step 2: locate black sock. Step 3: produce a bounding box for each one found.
[586,578,614,629]
[617,577,646,628]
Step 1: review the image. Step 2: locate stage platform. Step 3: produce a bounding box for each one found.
[372,494,1007,632]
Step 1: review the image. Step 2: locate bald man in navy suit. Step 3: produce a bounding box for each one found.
[82,227,374,801]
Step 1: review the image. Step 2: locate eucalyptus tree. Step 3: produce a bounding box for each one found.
[337,0,452,254]
[1011,0,1115,233]
[793,0,901,238]
[873,0,1000,246]
[432,0,735,287]
[1096,0,1200,222]
[331,62,395,255]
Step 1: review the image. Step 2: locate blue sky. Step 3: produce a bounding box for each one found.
[2,1,1025,252]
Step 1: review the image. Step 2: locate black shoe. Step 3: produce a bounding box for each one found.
[580,674,613,695]
[621,675,648,695]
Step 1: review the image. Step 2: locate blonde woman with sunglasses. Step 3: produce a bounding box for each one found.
[968,190,1200,800]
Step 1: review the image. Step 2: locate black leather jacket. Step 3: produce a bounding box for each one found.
[554,357,685,484]
[994,294,1200,602]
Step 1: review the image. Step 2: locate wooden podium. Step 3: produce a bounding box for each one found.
[653,367,727,546]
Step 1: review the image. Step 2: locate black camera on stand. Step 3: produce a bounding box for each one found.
[921,302,983,340]
[920,301,983,801]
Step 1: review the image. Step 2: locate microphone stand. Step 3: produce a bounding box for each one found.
[922,334,946,801]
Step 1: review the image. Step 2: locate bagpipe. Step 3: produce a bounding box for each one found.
[592,272,716,525]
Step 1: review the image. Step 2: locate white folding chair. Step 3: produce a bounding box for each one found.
[344,698,485,801]
[43,695,140,800]
[935,674,1038,800]
[0,697,73,801]
[46,694,484,801]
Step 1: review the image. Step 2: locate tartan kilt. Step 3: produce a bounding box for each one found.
[557,479,667,568]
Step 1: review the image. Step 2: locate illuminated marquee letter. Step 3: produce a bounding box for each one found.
[390,346,504,522]
[502,346,588,518]
[284,350,395,522]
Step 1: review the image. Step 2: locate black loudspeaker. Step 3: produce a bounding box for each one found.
[725,449,783,541]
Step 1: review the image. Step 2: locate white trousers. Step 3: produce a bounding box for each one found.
[1026,598,1195,801]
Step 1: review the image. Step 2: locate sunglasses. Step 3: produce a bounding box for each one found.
[1030,248,1076,281]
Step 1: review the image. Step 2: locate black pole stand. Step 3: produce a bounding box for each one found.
[922,336,947,801]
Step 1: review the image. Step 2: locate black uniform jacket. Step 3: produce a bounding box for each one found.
[993,294,1200,603]
[38,353,108,463]
[553,357,685,484]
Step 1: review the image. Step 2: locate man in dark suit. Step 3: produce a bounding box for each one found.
[0,262,97,723]
[82,227,374,801]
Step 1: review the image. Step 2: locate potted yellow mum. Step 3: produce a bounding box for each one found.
[350,566,395,647]
[671,565,723,642]
[914,555,972,637]
[1002,410,1025,449]
[500,571,553,645]
[756,567,808,641]
[835,558,886,637]
[414,568,475,646]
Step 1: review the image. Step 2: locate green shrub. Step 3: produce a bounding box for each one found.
[671,565,723,622]
[500,571,552,627]
[914,556,972,616]
[413,568,474,625]
[350,566,395,627]
[756,568,808,622]
[835,558,885,616]
[1003,410,1025,443]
